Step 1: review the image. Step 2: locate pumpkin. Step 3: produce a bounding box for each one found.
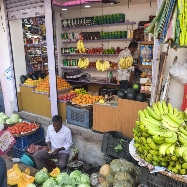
[25,168,31,175]
[17,172,35,187]
[90,173,106,187]
[7,164,22,185]
[99,164,111,177]
[50,167,60,177]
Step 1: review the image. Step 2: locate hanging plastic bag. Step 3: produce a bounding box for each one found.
[169,60,187,84]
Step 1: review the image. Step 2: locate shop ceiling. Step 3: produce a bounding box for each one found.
[53,0,157,10]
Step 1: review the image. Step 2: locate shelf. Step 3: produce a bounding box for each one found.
[140,90,151,94]
[141,65,152,69]
[24,43,47,47]
[62,22,136,30]
[61,53,118,56]
[141,41,154,45]
[61,67,117,71]
[67,79,119,86]
[62,38,132,44]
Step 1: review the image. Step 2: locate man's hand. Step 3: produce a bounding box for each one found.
[53,148,60,155]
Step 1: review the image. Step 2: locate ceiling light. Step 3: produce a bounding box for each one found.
[85,5,90,8]
[62,8,67,10]
[111,3,113,4]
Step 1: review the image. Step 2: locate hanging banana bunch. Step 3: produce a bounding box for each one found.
[77,40,86,53]
[96,60,110,72]
[78,57,89,69]
[119,56,133,69]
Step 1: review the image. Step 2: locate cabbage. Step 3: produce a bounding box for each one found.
[9,114,22,123]
[80,174,90,184]
[6,119,13,125]
[70,170,82,182]
[78,184,90,187]
[0,112,5,117]
[26,184,36,187]
[54,186,61,187]
[42,177,57,187]
[10,114,19,119]
[35,170,49,184]
[56,172,70,185]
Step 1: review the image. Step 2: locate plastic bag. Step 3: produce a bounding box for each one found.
[169,60,187,84]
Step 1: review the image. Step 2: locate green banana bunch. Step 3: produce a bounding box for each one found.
[147,138,160,150]
[159,143,172,157]
[175,146,187,157]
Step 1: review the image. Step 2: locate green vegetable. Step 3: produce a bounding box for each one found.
[80,174,90,184]
[56,172,70,185]
[78,184,90,187]
[114,139,124,152]
[26,184,36,187]
[42,177,57,187]
[70,170,82,182]
[35,169,49,184]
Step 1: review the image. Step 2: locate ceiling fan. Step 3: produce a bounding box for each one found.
[85,0,120,4]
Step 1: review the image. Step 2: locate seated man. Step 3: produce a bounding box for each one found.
[33,115,73,170]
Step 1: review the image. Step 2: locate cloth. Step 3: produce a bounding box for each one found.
[0,156,7,187]
[117,48,134,81]
[0,124,4,131]
[181,84,187,111]
[33,148,69,170]
[45,125,73,154]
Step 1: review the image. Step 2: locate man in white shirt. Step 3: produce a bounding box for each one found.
[33,115,73,170]
[0,124,9,187]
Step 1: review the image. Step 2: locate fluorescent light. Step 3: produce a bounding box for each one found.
[85,5,90,8]
[62,8,67,10]
[111,3,113,4]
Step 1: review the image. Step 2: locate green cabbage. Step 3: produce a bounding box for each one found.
[56,172,70,185]
[70,170,82,182]
[78,184,90,187]
[42,177,57,187]
[54,186,61,187]
[26,184,36,187]
[35,170,49,184]
[80,174,90,184]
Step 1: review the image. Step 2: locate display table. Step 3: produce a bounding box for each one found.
[93,98,148,138]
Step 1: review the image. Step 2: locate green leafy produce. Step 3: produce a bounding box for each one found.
[70,170,82,182]
[26,184,36,187]
[114,172,135,187]
[56,172,70,186]
[34,169,49,184]
[42,177,57,187]
[77,184,91,187]
[106,174,114,185]
[80,174,90,184]
[114,139,124,152]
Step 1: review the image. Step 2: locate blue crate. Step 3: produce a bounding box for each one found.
[66,105,93,129]
[15,128,45,149]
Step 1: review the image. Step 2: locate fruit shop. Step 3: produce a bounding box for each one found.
[1,0,187,186]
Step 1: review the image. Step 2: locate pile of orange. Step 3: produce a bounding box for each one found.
[72,94,104,105]
[35,75,72,93]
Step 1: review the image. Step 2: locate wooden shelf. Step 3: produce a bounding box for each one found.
[141,41,154,45]
[141,65,152,69]
[62,22,136,31]
[140,90,151,95]
[61,67,117,71]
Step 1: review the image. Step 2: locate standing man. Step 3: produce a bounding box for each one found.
[33,115,73,170]
[0,124,10,187]
[25,48,34,74]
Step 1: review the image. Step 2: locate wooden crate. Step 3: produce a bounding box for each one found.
[93,98,148,138]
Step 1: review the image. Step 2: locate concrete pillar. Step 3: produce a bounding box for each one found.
[0,0,18,116]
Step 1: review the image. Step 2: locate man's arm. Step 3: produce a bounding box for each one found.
[45,127,51,151]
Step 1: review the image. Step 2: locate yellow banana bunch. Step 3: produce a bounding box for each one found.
[78,57,89,69]
[96,60,110,71]
[77,40,86,53]
[119,56,133,69]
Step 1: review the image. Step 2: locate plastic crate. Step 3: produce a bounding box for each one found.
[15,128,45,149]
[66,105,93,129]
[101,131,132,161]
[140,167,187,187]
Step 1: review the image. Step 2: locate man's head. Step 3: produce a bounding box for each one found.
[52,115,62,132]
[128,41,138,54]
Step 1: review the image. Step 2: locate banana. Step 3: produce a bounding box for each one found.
[144,157,152,164]
[143,109,149,118]
[179,169,186,175]
[149,150,159,155]
[137,146,143,153]
[175,146,187,157]
[179,126,187,136]
[152,103,161,117]
[141,117,161,127]
[144,144,151,151]
[157,101,165,114]
[183,150,187,162]
[165,132,177,144]
[177,132,187,141]
[160,161,169,167]
[176,161,182,170]
[161,115,179,128]
[152,135,165,141]
[152,161,160,166]
[134,136,141,143]
[160,131,173,138]
[147,153,153,160]
[170,161,176,166]
[140,137,147,144]
[171,155,178,161]
[157,155,168,162]
[152,155,160,162]
[172,167,179,174]
[147,138,160,150]
[138,110,145,118]
[168,165,173,171]
[142,132,150,138]
[168,113,184,125]
[178,136,187,145]
[174,108,179,117]
[162,120,179,132]
[165,144,175,155]
[134,143,141,148]
[152,139,166,144]
[140,120,160,129]
[146,106,161,121]
[162,100,168,114]
[182,163,187,169]
[168,103,173,115]
[159,143,172,157]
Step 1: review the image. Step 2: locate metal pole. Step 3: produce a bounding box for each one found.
[44,0,58,116]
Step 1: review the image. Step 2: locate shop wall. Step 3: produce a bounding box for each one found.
[56,2,157,77]
[160,45,186,110]
[9,20,26,92]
